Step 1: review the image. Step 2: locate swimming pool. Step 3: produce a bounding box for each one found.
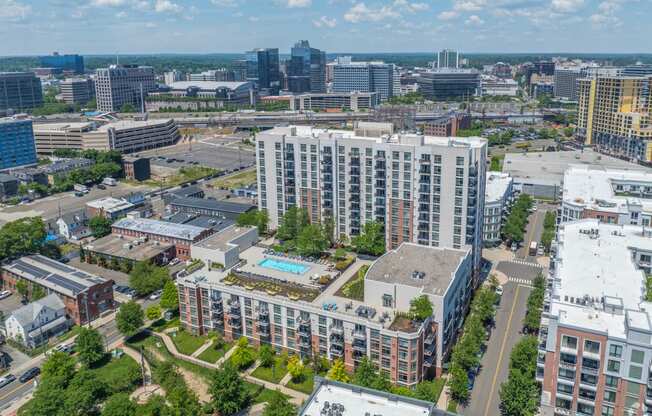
[258,258,310,275]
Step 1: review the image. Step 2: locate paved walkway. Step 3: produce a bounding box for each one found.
[279,372,292,387]
[122,344,153,385]
[191,339,214,358]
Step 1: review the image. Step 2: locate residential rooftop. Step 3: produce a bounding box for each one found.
[365,243,469,297]
[163,212,235,233]
[300,377,442,416]
[193,225,256,251]
[112,217,208,241]
[485,172,513,204]
[86,197,134,213]
[168,195,255,214]
[84,234,173,261]
[10,294,65,327]
[3,255,107,297]
[562,165,652,214]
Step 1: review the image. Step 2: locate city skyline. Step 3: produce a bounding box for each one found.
[1,0,652,56]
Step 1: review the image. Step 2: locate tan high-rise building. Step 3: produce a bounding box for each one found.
[577,76,652,162]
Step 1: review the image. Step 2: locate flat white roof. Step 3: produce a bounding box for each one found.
[549,219,652,335]
[112,217,207,240]
[33,122,94,131]
[86,197,134,213]
[563,165,652,214]
[301,379,436,416]
[96,119,174,132]
[485,172,513,204]
[169,81,250,90]
[266,125,486,149]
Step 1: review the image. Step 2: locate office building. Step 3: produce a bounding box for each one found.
[256,124,487,273]
[164,70,185,86]
[421,112,471,137]
[95,65,156,112]
[0,118,37,170]
[111,217,215,259]
[491,62,513,79]
[480,76,518,96]
[287,40,326,93]
[245,49,280,95]
[0,72,43,112]
[189,69,238,82]
[437,49,459,69]
[560,166,652,226]
[332,57,395,102]
[483,172,513,246]
[39,53,84,74]
[531,74,554,98]
[416,69,480,101]
[178,241,473,382]
[289,92,380,111]
[525,61,555,86]
[83,119,180,154]
[122,156,150,181]
[554,67,582,101]
[621,64,652,77]
[577,75,652,162]
[538,219,652,416]
[60,78,94,105]
[300,377,446,416]
[147,81,255,111]
[1,255,114,325]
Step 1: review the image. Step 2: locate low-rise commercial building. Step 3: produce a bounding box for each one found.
[560,166,652,226]
[0,173,19,200]
[289,92,379,112]
[111,217,214,260]
[539,219,652,416]
[4,294,70,349]
[122,156,150,181]
[84,119,180,154]
[420,112,471,137]
[146,81,256,111]
[166,196,255,221]
[1,255,114,325]
[483,172,513,246]
[178,242,473,383]
[83,234,175,267]
[86,197,135,220]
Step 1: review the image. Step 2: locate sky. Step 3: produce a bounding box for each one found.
[1,0,651,55]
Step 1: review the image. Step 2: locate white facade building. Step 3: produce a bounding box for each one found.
[332,58,396,102]
[4,294,69,348]
[480,76,518,96]
[95,65,156,112]
[483,172,513,245]
[256,125,487,273]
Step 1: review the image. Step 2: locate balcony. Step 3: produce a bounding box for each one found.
[330,326,344,336]
[299,326,311,337]
[330,336,344,346]
[559,361,576,370]
[258,326,270,336]
[258,308,269,317]
[212,312,223,321]
[424,355,435,368]
[581,366,599,376]
[425,332,435,345]
[212,303,223,312]
[330,345,343,357]
[353,330,366,340]
[229,319,242,329]
[352,341,366,352]
[554,408,571,416]
[424,341,436,356]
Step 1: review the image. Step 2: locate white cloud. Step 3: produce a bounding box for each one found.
[154,0,182,13]
[437,10,459,20]
[116,10,127,17]
[91,0,126,6]
[71,8,85,19]
[465,14,484,24]
[313,15,337,28]
[453,0,487,11]
[393,0,428,12]
[551,0,584,13]
[145,21,157,27]
[248,15,259,21]
[344,2,401,23]
[286,0,311,7]
[0,0,31,21]
[211,0,238,6]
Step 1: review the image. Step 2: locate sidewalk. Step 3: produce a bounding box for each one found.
[191,339,214,358]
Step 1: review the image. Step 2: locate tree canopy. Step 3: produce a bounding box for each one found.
[116,301,144,337]
[209,361,250,415]
[351,221,385,256]
[129,261,169,296]
[409,295,433,321]
[89,216,113,238]
[159,280,179,310]
[0,217,46,261]
[76,327,105,367]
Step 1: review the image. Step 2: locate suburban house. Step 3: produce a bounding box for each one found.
[56,210,91,240]
[3,294,70,348]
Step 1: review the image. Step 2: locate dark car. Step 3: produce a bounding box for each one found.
[19,367,40,383]
[97,184,106,190]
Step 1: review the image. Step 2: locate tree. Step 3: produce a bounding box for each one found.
[39,242,61,261]
[41,351,76,385]
[209,362,250,415]
[129,261,169,296]
[296,224,329,257]
[102,393,138,416]
[286,355,304,381]
[276,206,300,241]
[116,301,144,337]
[15,279,29,300]
[414,380,444,402]
[230,337,256,370]
[499,369,539,416]
[76,327,105,367]
[88,216,112,238]
[160,280,179,310]
[448,363,469,403]
[409,295,433,321]
[352,357,378,388]
[326,359,350,383]
[259,344,275,368]
[146,304,162,321]
[120,103,137,113]
[263,390,296,416]
[509,336,538,378]
[22,377,67,416]
[0,217,47,260]
[352,221,385,256]
[64,369,107,415]
[167,385,202,415]
[322,215,335,246]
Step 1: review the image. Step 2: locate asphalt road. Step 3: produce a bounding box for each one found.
[517,207,549,260]
[0,182,153,225]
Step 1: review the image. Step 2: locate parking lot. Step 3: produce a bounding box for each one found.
[137,136,255,172]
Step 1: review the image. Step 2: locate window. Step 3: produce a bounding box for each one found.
[584,340,600,354]
[382,294,393,307]
[557,383,573,394]
[630,349,644,364]
[605,375,618,387]
[607,360,620,372]
[601,405,614,416]
[561,335,577,349]
[603,390,617,404]
[628,365,642,379]
[609,344,622,358]
[555,398,571,410]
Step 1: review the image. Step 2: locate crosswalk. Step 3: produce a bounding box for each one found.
[508,277,534,286]
[511,258,543,268]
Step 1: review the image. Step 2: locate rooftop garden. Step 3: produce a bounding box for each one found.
[335,264,368,301]
[222,272,321,302]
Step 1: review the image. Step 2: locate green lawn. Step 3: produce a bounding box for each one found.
[57,325,82,342]
[447,399,459,413]
[251,356,288,383]
[170,330,207,356]
[286,367,315,394]
[197,340,233,363]
[244,381,289,404]
[90,354,142,394]
[149,317,180,332]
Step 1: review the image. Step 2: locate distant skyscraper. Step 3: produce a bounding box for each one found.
[39,52,84,74]
[416,69,480,100]
[0,72,43,112]
[437,49,459,69]
[164,70,185,86]
[245,48,280,94]
[287,40,326,93]
[553,67,582,101]
[60,78,95,105]
[95,65,156,112]
[332,57,395,101]
[0,118,37,170]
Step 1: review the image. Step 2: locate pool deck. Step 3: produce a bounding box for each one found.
[238,246,335,286]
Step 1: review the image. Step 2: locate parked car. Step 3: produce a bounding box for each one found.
[19,367,40,383]
[0,290,11,300]
[149,290,162,300]
[511,242,518,252]
[169,258,181,266]
[0,374,16,388]
[537,246,545,256]
[97,184,106,190]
